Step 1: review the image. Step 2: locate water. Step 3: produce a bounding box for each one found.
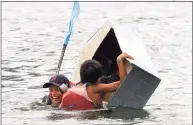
[2,2,192,125]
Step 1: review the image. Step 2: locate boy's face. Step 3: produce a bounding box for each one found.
[49,85,63,106]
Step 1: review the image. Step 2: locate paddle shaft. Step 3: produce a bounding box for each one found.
[55,1,79,75]
[56,44,67,75]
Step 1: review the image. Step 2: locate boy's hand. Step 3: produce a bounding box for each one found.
[117,52,134,62]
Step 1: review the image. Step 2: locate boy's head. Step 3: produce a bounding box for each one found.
[80,60,103,84]
[43,74,70,106]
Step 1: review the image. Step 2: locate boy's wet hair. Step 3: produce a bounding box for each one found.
[80,60,103,84]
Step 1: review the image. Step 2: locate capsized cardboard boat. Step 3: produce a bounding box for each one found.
[72,20,161,109]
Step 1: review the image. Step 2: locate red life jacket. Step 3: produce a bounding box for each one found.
[59,86,103,110]
[69,81,76,87]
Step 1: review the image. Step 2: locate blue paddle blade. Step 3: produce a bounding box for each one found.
[64,1,80,45]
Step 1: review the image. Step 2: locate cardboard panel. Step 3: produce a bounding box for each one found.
[107,63,161,109]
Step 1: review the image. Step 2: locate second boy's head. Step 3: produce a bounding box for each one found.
[80,60,103,84]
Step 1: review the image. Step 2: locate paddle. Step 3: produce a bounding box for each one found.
[56,1,80,75]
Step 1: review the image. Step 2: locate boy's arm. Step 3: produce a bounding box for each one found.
[117,53,134,82]
[91,53,134,93]
[92,81,121,93]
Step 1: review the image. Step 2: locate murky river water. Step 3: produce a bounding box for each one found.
[2,2,192,125]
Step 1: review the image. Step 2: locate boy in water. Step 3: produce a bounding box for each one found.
[59,53,134,110]
[42,74,73,107]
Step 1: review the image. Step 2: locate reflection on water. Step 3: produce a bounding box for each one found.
[26,100,150,121]
[102,107,149,120]
[45,107,149,121]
